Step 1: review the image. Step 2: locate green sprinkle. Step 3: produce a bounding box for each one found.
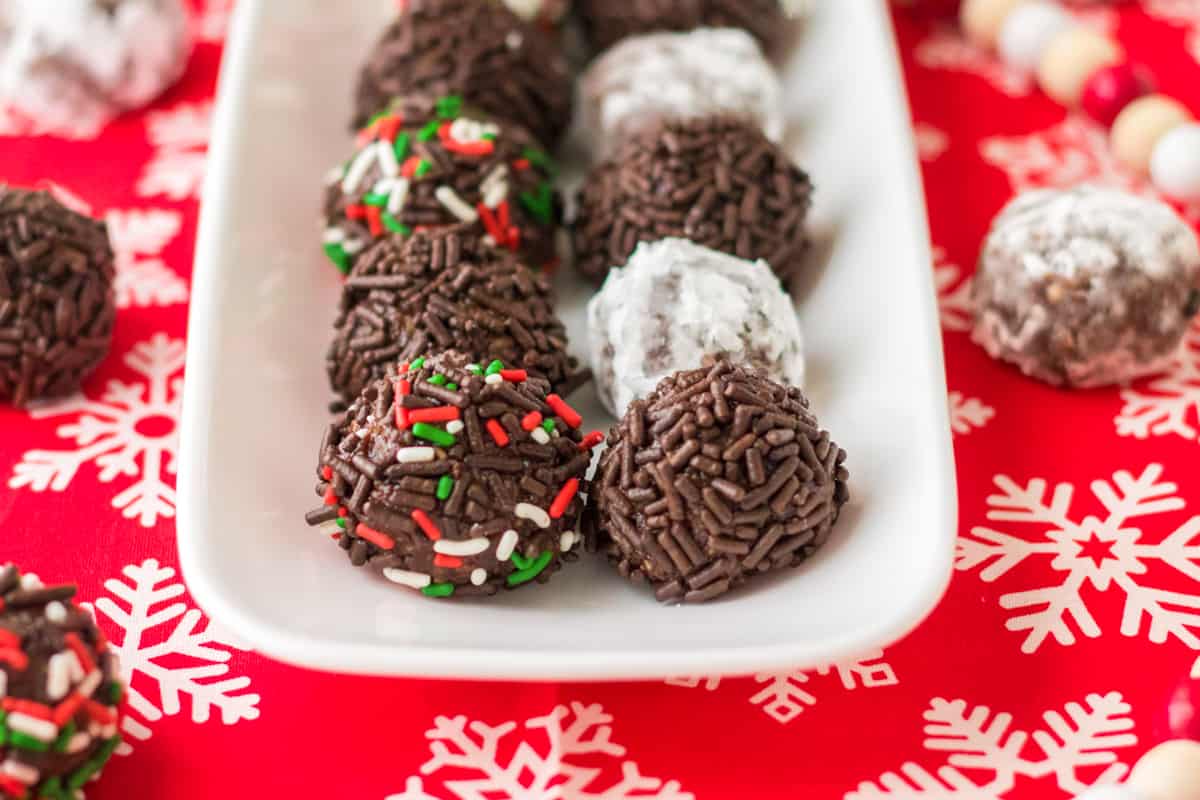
[446,383,458,391]
[418,120,442,141]
[510,551,535,570]
[507,551,553,586]
[414,159,433,178]
[37,777,66,800]
[362,192,389,207]
[10,731,50,752]
[412,422,456,447]
[542,419,557,434]
[336,517,347,530]
[323,242,350,275]
[485,359,505,376]
[409,357,426,370]
[482,132,498,141]
[0,726,6,747]
[54,721,77,754]
[66,737,121,791]
[382,212,411,235]
[519,184,555,225]
[467,364,483,375]
[393,132,411,162]
[522,146,559,177]
[436,475,455,501]
[106,681,125,706]
[366,109,387,128]
[422,582,455,598]
[436,94,463,119]
[428,374,447,386]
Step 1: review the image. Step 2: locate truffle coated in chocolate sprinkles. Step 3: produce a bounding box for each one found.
[572,117,813,287]
[307,351,596,598]
[575,0,791,53]
[327,229,582,402]
[0,186,116,407]
[587,360,849,603]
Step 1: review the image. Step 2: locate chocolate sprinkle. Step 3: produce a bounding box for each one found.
[0,186,116,407]
[572,117,813,286]
[576,0,789,54]
[588,360,849,603]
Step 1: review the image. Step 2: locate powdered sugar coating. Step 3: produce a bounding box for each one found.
[972,185,1200,387]
[587,238,805,416]
[0,0,190,134]
[578,28,785,160]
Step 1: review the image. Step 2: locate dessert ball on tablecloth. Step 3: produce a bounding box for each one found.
[588,238,804,417]
[572,116,813,287]
[502,0,570,27]
[323,93,560,276]
[578,27,785,160]
[307,351,597,598]
[0,565,124,798]
[353,0,573,148]
[971,185,1200,388]
[575,0,798,53]
[0,186,116,407]
[0,0,190,135]
[328,229,581,403]
[587,360,848,604]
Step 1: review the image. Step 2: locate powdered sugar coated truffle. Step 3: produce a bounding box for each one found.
[579,28,784,160]
[587,238,805,416]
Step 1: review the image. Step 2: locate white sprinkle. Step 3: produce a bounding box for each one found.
[46,652,73,701]
[388,178,411,216]
[342,237,367,255]
[497,529,520,561]
[470,569,488,586]
[88,721,103,737]
[396,447,436,464]
[322,226,345,245]
[506,30,524,50]
[44,601,67,623]
[324,165,345,184]
[449,117,500,145]
[1,759,39,785]
[480,164,509,209]
[377,137,400,177]
[341,142,378,194]
[446,420,464,435]
[99,721,118,739]
[434,537,490,557]
[531,427,550,445]
[382,568,432,590]
[516,503,551,528]
[560,531,576,552]
[435,185,479,223]
[372,178,395,196]
[7,712,57,742]
[64,650,85,682]
[0,670,6,699]
[355,427,369,439]
[485,373,504,385]
[66,732,93,754]
[19,573,42,590]
[78,669,103,698]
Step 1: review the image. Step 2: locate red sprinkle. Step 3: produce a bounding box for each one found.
[3,697,52,720]
[344,204,368,221]
[83,699,116,724]
[331,533,342,542]
[401,156,422,178]
[513,158,531,170]
[549,478,580,519]
[434,554,463,569]
[323,486,337,506]
[0,649,28,671]
[546,395,582,428]
[53,692,85,727]
[321,466,333,481]
[0,774,29,798]
[477,202,505,244]
[497,200,511,231]
[338,507,350,519]
[579,431,605,451]
[356,118,381,147]
[398,362,410,374]
[411,509,442,541]
[408,406,461,424]
[486,419,510,447]
[395,378,412,428]
[376,115,402,143]
[521,411,543,431]
[355,523,396,551]
[499,369,527,382]
[0,628,19,648]
[366,205,384,237]
[64,633,95,673]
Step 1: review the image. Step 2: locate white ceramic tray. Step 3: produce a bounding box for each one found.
[178,0,956,680]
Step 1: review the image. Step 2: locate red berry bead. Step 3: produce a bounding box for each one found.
[1082,63,1152,127]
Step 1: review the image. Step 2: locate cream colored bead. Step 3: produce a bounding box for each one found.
[1036,27,1123,106]
[1111,95,1194,175]
[961,0,1028,49]
[1128,740,1200,800]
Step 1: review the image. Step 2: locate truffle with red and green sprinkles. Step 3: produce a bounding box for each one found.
[322,93,561,276]
[0,565,124,798]
[306,351,599,598]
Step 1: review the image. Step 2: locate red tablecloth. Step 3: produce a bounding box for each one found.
[3,1,1200,798]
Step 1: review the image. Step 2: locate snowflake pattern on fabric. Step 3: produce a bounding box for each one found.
[1143,0,1200,27]
[384,702,692,800]
[106,209,190,307]
[666,651,898,725]
[90,559,260,752]
[914,27,1033,97]
[957,464,1200,654]
[916,122,950,162]
[846,692,1137,799]
[0,104,104,140]
[8,334,184,527]
[934,246,973,333]
[137,102,212,201]
[950,392,996,436]
[194,0,234,42]
[1116,325,1200,445]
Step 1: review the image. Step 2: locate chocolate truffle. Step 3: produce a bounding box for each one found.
[972,186,1200,387]
[353,0,573,148]
[576,0,797,53]
[323,93,560,276]
[328,229,581,403]
[588,238,804,416]
[579,28,784,160]
[307,351,597,598]
[587,360,848,603]
[0,186,116,407]
[0,0,191,135]
[0,565,125,797]
[572,117,813,286]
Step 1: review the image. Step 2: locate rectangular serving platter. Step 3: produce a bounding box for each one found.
[177,0,957,680]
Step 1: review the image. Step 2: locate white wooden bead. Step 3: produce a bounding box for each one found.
[1037,27,1123,106]
[999,2,1071,73]
[1112,95,1194,175]
[1151,122,1200,202]
[1128,740,1200,800]
[961,0,1028,49]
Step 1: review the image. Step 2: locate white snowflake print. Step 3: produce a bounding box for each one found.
[934,247,973,333]
[949,392,995,436]
[1143,0,1200,27]
[1116,324,1200,445]
[137,101,212,201]
[8,333,184,527]
[980,115,1200,223]
[385,701,692,800]
[846,691,1137,799]
[194,0,234,42]
[957,464,1200,654]
[914,27,1032,97]
[90,559,260,753]
[915,122,949,162]
[0,104,104,140]
[666,650,898,725]
[106,209,190,308]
